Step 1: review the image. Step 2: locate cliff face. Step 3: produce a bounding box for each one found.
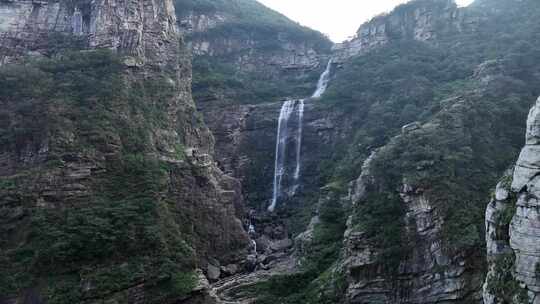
[332,0,479,63]
[343,101,487,304]
[484,97,540,304]
[1,0,180,67]
[180,11,321,72]
[510,98,540,303]
[199,101,349,207]
[178,9,325,71]
[0,0,249,303]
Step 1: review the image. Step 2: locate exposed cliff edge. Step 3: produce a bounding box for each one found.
[484,97,540,304]
[0,0,249,303]
[332,0,481,63]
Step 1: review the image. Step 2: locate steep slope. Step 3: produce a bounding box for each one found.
[0,0,248,303]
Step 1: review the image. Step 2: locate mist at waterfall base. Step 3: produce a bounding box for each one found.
[268,60,332,212]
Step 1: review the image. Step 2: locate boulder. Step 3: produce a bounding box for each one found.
[206,263,221,281]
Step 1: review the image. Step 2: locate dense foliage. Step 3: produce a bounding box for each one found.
[0,50,196,303]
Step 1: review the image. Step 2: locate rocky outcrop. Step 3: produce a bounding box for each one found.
[0,0,249,302]
[511,98,540,302]
[179,12,227,34]
[0,0,183,67]
[332,0,479,63]
[344,154,484,304]
[484,97,540,304]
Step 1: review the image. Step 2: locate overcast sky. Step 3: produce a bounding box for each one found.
[257,0,475,42]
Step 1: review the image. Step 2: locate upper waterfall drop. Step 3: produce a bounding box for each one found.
[311,59,333,99]
[268,59,333,212]
[294,99,305,181]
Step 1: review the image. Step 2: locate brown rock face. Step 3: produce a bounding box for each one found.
[0,0,249,302]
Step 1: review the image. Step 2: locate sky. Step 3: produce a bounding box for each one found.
[257,0,475,42]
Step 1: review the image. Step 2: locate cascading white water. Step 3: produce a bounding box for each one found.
[251,240,257,256]
[292,99,305,195]
[268,60,333,212]
[311,59,333,99]
[268,100,296,212]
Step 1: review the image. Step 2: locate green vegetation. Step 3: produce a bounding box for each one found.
[243,196,347,304]
[496,194,518,229]
[0,50,196,302]
[314,0,540,273]
[192,55,325,104]
[352,192,407,271]
[249,268,346,304]
[175,0,332,104]
[486,252,528,304]
[175,0,329,48]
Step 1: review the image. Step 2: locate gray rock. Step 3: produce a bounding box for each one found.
[332,0,479,63]
[344,142,481,304]
[221,264,239,276]
[269,238,293,252]
[255,236,271,254]
[484,97,540,303]
[402,122,422,134]
[207,263,221,281]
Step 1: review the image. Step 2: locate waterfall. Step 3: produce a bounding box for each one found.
[292,99,305,194]
[268,59,333,212]
[311,59,333,99]
[268,100,296,212]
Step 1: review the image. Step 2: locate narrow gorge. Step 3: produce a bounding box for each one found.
[1,0,540,303]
